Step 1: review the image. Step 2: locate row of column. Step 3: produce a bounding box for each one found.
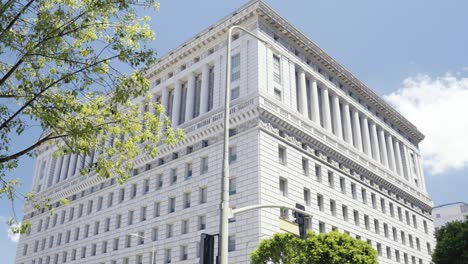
[47,152,92,187]
[161,64,213,126]
[296,68,413,180]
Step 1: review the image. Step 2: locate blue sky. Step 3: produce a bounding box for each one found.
[2,0,468,262]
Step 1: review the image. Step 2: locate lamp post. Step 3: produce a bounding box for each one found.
[219,25,270,264]
[130,233,155,264]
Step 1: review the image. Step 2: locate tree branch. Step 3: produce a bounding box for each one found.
[0,133,67,163]
[0,54,119,132]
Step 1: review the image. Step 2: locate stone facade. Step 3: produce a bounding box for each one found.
[16,1,434,264]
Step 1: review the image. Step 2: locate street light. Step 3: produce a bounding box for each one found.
[130,233,155,264]
[219,25,270,264]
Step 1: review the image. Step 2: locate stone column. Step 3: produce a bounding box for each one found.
[378,128,389,167]
[342,102,353,144]
[322,86,332,132]
[332,94,343,139]
[67,154,78,178]
[172,80,182,126]
[352,109,363,151]
[75,155,84,175]
[60,154,71,181]
[298,70,308,118]
[386,134,396,172]
[311,78,320,124]
[54,155,64,184]
[185,73,195,122]
[361,117,372,156]
[370,122,381,163]
[85,153,92,168]
[394,139,404,176]
[161,87,169,114]
[401,145,410,180]
[200,64,210,114]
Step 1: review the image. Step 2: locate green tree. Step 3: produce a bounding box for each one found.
[0,0,184,232]
[432,219,468,264]
[251,231,378,264]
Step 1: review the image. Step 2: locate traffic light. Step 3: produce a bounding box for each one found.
[199,233,215,264]
[294,203,307,240]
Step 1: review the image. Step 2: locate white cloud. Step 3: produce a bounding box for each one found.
[384,73,468,175]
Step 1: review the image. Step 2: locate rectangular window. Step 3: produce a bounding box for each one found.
[198,215,206,230]
[228,235,236,252]
[105,217,110,232]
[200,157,209,174]
[231,54,241,82]
[94,221,100,235]
[112,238,119,251]
[330,200,336,216]
[171,168,177,185]
[351,183,357,199]
[140,206,147,221]
[319,221,326,233]
[181,219,189,234]
[193,74,202,117]
[390,202,394,217]
[302,158,309,176]
[208,67,214,111]
[229,178,237,195]
[116,214,122,229]
[384,223,389,238]
[179,82,187,124]
[279,178,288,197]
[340,177,346,194]
[157,174,163,189]
[317,194,324,211]
[125,235,131,248]
[354,210,360,226]
[200,187,207,204]
[131,184,137,199]
[128,210,134,225]
[169,197,176,213]
[278,146,287,165]
[165,249,172,264]
[274,88,282,101]
[315,165,322,182]
[342,205,348,221]
[229,146,237,163]
[328,171,334,188]
[273,54,281,83]
[303,188,311,206]
[183,192,191,208]
[371,193,377,209]
[107,192,114,207]
[231,86,240,100]
[361,189,367,204]
[185,163,193,179]
[166,224,173,238]
[152,227,158,241]
[374,219,380,234]
[154,202,161,217]
[143,179,150,194]
[87,200,93,215]
[119,188,125,203]
[364,215,370,230]
[381,198,386,213]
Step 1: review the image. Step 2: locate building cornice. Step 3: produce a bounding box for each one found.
[255,1,424,143]
[146,0,424,144]
[258,96,432,212]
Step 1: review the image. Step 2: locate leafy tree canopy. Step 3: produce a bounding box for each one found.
[432,219,468,264]
[0,0,184,232]
[251,231,378,264]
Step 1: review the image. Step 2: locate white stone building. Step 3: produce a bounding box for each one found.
[15,1,435,263]
[432,202,468,228]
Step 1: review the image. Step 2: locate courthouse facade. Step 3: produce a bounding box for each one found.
[16,1,434,263]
